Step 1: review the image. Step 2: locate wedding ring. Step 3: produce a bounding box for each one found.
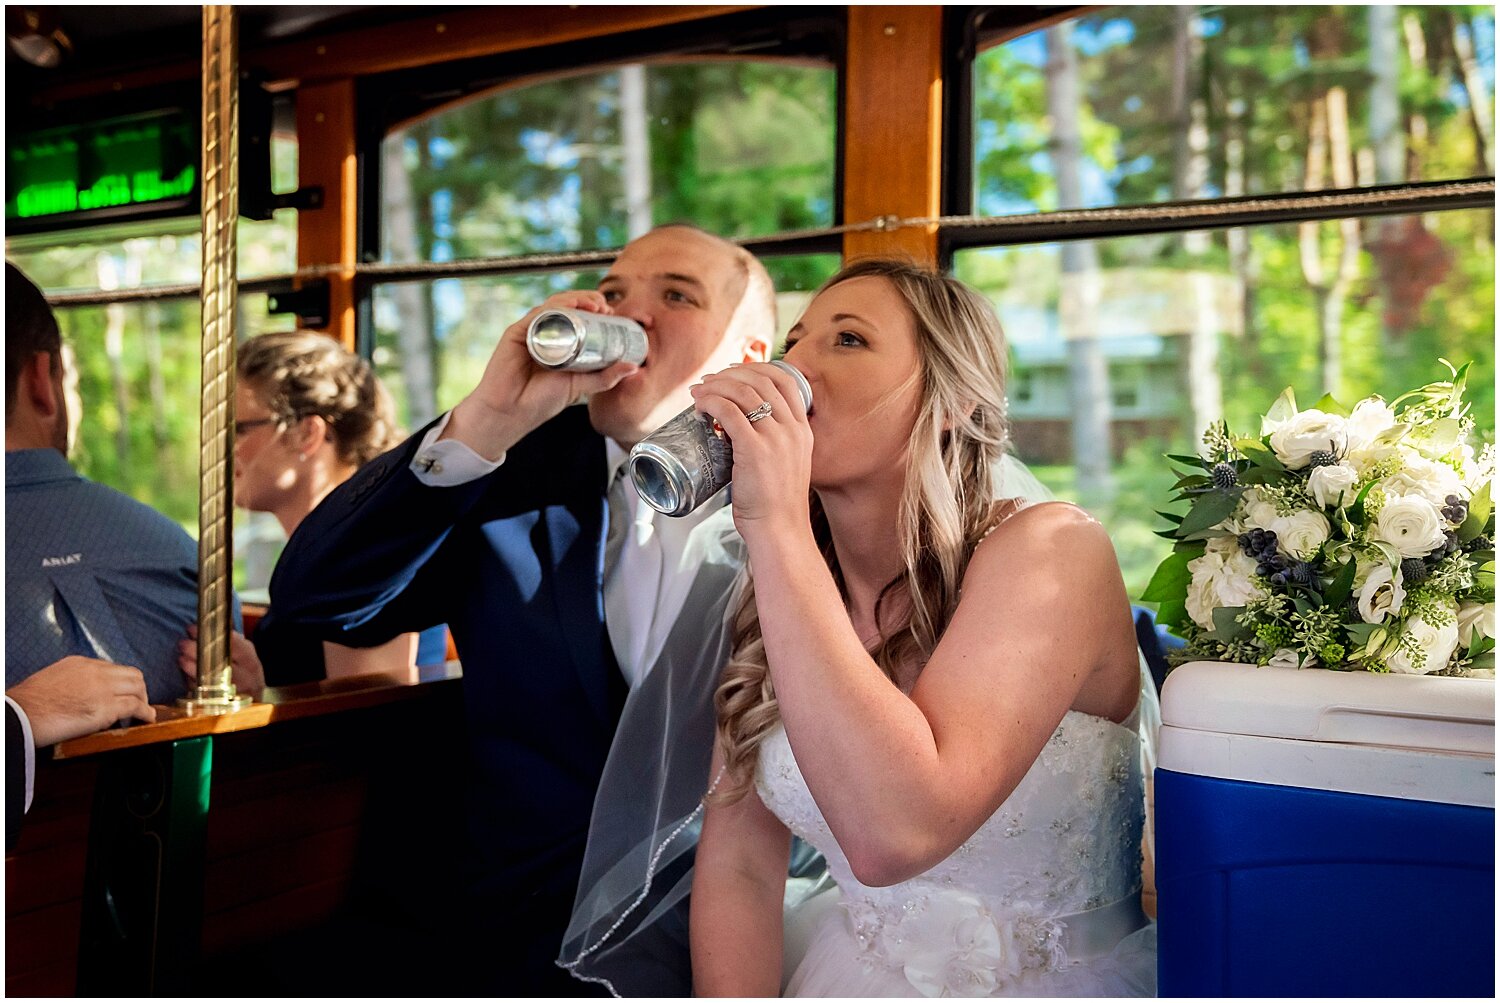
[744,401,773,424]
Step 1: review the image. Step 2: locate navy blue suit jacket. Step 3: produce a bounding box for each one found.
[260,405,625,990]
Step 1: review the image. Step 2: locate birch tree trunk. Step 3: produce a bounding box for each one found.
[381,136,438,425]
[1450,12,1494,175]
[1300,81,1361,397]
[1045,23,1112,497]
[620,64,653,239]
[1225,95,1261,378]
[1171,7,1223,439]
[96,253,131,464]
[1402,13,1431,180]
[1368,5,1406,357]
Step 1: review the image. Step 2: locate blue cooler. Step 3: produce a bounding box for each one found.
[1155,661,1495,997]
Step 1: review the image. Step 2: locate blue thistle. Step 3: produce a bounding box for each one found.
[1211,462,1239,490]
[1400,558,1429,587]
[1308,449,1339,468]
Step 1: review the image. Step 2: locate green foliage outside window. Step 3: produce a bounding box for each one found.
[964,5,1495,598]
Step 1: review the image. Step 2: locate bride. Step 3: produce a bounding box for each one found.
[562,259,1157,997]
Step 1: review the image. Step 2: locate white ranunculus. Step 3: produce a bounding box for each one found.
[1270,509,1332,561]
[1380,452,1465,508]
[1357,564,1407,624]
[1269,409,1347,470]
[1386,609,1461,675]
[1372,495,1449,558]
[1185,539,1265,630]
[1457,602,1495,648]
[1307,462,1360,510]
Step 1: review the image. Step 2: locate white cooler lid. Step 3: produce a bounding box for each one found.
[1158,661,1496,806]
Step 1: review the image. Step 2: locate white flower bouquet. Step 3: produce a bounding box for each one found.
[1144,362,1495,677]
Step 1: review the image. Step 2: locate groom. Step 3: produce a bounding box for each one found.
[259,224,775,994]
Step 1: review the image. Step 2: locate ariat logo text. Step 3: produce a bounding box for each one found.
[41,553,83,568]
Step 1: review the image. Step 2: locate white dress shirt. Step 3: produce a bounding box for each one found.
[411,411,728,689]
[5,695,36,815]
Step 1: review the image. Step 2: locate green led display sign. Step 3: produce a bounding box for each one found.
[6,109,198,230]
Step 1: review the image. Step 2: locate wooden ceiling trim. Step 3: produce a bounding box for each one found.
[27,6,754,105]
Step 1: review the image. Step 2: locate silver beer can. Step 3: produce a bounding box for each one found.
[629,359,813,517]
[526,307,648,371]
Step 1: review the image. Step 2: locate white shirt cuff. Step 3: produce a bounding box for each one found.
[5,695,35,814]
[410,411,506,486]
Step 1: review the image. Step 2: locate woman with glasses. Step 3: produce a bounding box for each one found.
[181,331,441,691]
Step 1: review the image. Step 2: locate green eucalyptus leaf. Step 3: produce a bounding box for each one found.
[1236,438,1287,471]
[1469,651,1495,672]
[1211,605,1249,643]
[1173,474,1212,491]
[1239,466,1289,486]
[1165,453,1206,467]
[1179,489,1242,537]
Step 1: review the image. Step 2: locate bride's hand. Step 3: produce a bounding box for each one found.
[690,362,813,531]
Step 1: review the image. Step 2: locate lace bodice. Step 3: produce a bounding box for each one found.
[756,709,1147,995]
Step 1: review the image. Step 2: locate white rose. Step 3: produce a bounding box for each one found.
[1345,399,1402,474]
[1185,542,1265,630]
[1239,488,1280,531]
[1270,409,1348,470]
[1380,453,1465,508]
[1372,495,1448,558]
[1345,398,1397,448]
[1357,564,1406,624]
[1268,648,1302,669]
[1457,602,1495,648]
[1307,462,1360,510]
[1270,509,1332,561]
[1386,610,1461,675]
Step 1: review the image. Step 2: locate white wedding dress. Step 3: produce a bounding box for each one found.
[756,699,1158,997]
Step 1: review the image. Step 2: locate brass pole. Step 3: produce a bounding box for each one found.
[182,4,250,714]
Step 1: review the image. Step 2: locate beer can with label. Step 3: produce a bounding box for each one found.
[629,360,813,517]
[526,308,648,371]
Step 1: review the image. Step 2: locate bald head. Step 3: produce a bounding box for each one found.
[585,225,777,446]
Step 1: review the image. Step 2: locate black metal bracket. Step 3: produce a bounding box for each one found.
[266,279,331,328]
[268,186,324,212]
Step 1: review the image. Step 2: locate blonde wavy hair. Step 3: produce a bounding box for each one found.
[238,331,402,468]
[712,259,1013,803]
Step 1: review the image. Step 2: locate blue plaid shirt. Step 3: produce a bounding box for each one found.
[5,448,239,704]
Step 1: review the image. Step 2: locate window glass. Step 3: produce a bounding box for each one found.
[7,134,300,596]
[973,6,1496,216]
[953,208,1495,598]
[380,59,837,263]
[371,253,843,431]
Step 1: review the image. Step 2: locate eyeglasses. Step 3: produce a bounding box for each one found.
[233,419,276,438]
